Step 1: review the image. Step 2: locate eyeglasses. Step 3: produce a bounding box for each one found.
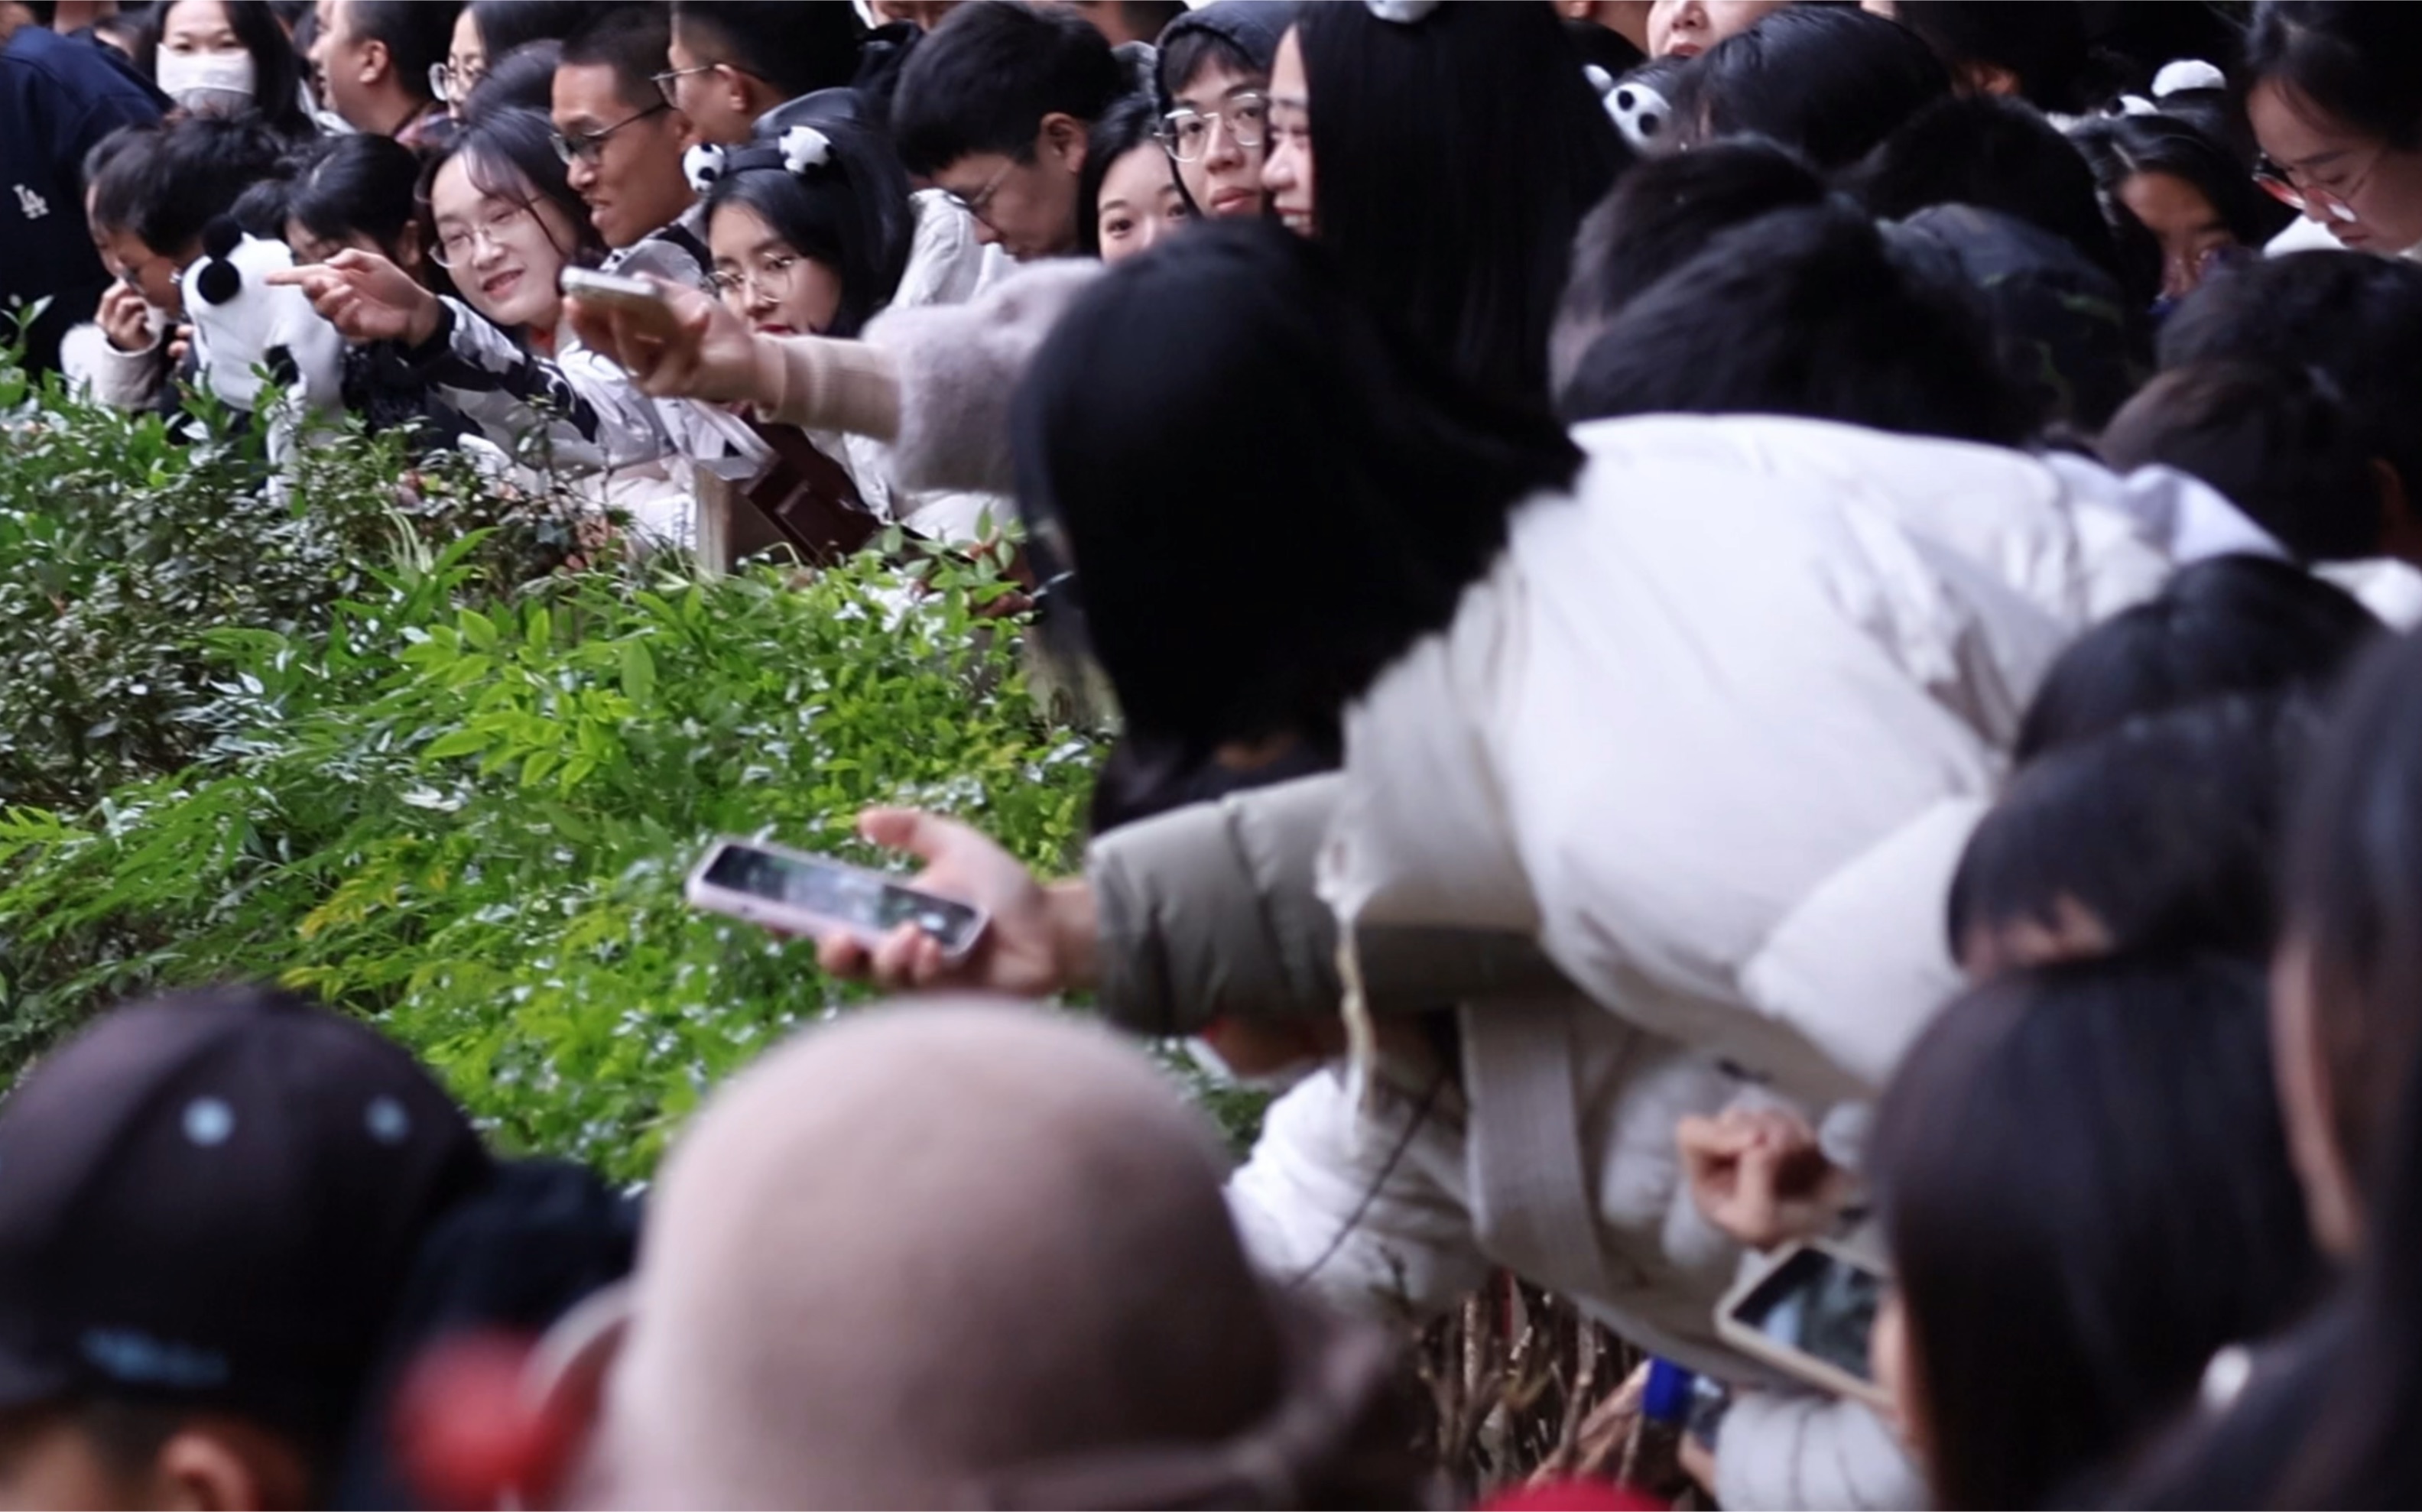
[1156,92,1269,163]
[650,62,721,106]
[2254,150,2372,225]
[709,251,804,302]
[550,102,671,164]
[940,157,1017,227]
[428,57,483,105]
[430,200,538,268]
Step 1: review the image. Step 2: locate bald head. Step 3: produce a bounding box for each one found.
[578,1001,1287,1508]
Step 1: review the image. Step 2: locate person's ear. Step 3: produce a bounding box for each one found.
[719,64,755,118]
[1039,112,1089,174]
[392,221,424,275]
[153,1422,307,1512]
[2372,457,2422,565]
[356,34,388,86]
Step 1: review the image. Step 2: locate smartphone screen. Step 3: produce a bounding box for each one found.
[1732,1247,1885,1382]
[699,843,982,951]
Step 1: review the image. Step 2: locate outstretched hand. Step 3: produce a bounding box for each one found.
[267,248,443,347]
[565,276,764,404]
[813,808,1093,998]
[1676,1105,1854,1251]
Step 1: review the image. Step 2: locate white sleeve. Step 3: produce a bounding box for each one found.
[1226,1069,1491,1322]
[60,320,166,411]
[1714,1388,1929,1511]
[403,299,667,473]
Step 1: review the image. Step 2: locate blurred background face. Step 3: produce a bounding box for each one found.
[438,7,485,120]
[429,156,576,334]
[1095,141,1189,263]
[706,203,843,336]
[1649,0,1787,57]
[308,0,377,131]
[664,17,752,148]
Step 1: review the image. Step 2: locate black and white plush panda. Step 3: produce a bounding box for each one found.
[177,216,346,446]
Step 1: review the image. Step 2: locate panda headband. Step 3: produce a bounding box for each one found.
[683,123,834,197]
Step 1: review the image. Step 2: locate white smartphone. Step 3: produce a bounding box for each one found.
[684,836,989,959]
[560,267,669,311]
[1716,1239,1893,1410]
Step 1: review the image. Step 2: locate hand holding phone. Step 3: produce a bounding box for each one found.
[1716,1240,1893,1409]
[563,271,765,405]
[687,836,989,959]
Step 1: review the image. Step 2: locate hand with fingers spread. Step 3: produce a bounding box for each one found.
[813,808,1096,998]
[1677,1105,1855,1251]
[267,248,444,348]
[97,282,157,354]
[565,277,762,404]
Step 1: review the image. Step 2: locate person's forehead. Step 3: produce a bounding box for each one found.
[552,60,640,123]
[1174,58,1265,107]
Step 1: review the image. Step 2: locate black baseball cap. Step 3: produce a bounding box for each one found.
[0,987,494,1445]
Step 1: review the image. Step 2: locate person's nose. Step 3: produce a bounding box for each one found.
[1674,0,1706,33]
[565,152,599,193]
[1204,115,1245,175]
[1261,141,1293,196]
[470,229,508,271]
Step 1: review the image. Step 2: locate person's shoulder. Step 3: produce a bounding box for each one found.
[2,25,157,102]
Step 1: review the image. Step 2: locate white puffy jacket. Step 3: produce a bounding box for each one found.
[1226,415,2268,1507]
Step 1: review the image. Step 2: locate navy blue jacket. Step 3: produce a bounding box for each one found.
[0,24,162,375]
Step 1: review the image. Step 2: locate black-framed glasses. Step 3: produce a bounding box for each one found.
[650,62,719,106]
[550,102,671,164]
[1156,92,1269,163]
[941,157,1017,226]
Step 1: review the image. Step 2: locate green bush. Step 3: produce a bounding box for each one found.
[0,365,1104,1178]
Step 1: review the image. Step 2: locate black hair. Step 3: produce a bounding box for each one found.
[1888,201,2143,430]
[1552,138,1828,388]
[1892,0,2092,113]
[1011,221,1584,758]
[1074,93,1174,259]
[227,174,293,239]
[1674,5,1952,171]
[1948,697,2309,968]
[24,1,58,25]
[285,131,424,258]
[2159,251,2422,522]
[558,2,672,115]
[2068,112,2293,255]
[87,114,288,256]
[1847,92,2125,284]
[1870,952,2321,1511]
[672,0,864,102]
[2243,1,2422,153]
[889,1,1122,177]
[2278,629,2422,1244]
[1294,1,1629,404]
[466,0,589,60]
[701,122,911,338]
[142,0,313,139]
[1559,204,2039,446]
[2014,553,2378,764]
[346,0,459,108]
[426,105,606,272]
[1156,28,1250,104]
[2099,361,2381,564]
[459,37,560,118]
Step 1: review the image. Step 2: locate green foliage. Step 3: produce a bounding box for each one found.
[0,363,1103,1179]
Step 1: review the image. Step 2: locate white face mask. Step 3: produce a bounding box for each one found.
[155,48,258,111]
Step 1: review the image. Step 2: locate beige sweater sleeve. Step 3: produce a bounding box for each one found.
[1087,774,1573,1035]
[753,334,902,442]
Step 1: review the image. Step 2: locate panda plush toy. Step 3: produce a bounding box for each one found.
[177,216,346,458]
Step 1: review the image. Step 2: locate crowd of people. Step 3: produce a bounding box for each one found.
[8,0,2422,1506]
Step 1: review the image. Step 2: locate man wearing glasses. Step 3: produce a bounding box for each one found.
[891,2,1124,262]
[553,5,707,284]
[659,1,864,149]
